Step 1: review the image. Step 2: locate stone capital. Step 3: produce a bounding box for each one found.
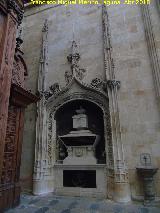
[107,80,121,90]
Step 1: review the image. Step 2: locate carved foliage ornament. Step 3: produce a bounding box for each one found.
[65,41,86,84]
[43,83,61,100]
[90,78,109,93]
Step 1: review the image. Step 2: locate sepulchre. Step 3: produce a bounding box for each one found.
[22,2,160,203]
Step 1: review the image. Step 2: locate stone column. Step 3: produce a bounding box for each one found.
[102,5,131,202]
[33,19,52,195]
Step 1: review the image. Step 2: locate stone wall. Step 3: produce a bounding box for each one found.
[107,3,160,198]
[21,2,160,199]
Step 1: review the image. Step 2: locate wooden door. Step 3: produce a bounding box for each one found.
[0,105,24,210]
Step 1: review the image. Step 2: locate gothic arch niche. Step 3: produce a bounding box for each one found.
[55,99,106,164]
[43,78,114,198]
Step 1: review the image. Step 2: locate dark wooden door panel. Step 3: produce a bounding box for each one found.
[0,105,23,210]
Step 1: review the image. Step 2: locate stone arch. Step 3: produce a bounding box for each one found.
[33,77,114,197]
[46,85,114,176]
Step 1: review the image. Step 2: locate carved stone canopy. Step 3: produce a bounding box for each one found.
[46,76,109,117]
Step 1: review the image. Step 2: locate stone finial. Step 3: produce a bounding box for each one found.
[66,41,86,82]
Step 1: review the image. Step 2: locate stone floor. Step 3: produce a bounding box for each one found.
[5,193,160,213]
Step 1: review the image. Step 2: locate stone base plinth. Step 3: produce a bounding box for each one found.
[54,164,106,198]
[113,182,131,202]
[33,178,54,195]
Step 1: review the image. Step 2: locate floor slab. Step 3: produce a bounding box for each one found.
[4,193,160,213]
